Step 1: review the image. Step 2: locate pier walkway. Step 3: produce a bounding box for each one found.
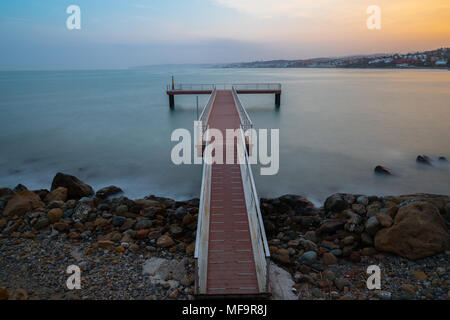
[171,83,280,298]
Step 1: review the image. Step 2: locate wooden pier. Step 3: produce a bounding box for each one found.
[172,83,278,298]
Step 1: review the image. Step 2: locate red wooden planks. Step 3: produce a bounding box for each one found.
[205,90,259,295]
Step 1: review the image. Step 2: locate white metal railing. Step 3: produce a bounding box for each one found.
[167,83,216,91]
[194,127,212,294]
[198,87,217,132]
[232,87,253,132]
[238,126,271,293]
[168,83,281,91]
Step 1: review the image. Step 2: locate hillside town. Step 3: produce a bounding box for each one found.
[223,48,450,69]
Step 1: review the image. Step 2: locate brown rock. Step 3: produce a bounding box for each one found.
[411,270,427,281]
[115,246,125,253]
[0,218,7,229]
[48,208,63,223]
[0,288,10,300]
[50,172,94,200]
[182,214,194,225]
[44,187,68,203]
[97,240,115,249]
[322,252,338,265]
[317,219,346,234]
[376,212,393,228]
[156,234,174,248]
[136,229,150,239]
[53,222,69,232]
[95,186,123,199]
[3,191,44,217]
[273,254,290,265]
[375,202,450,260]
[349,251,361,263]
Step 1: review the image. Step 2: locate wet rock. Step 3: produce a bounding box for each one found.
[438,156,447,161]
[3,191,44,217]
[416,155,431,165]
[50,172,94,200]
[95,186,123,199]
[324,194,348,212]
[375,202,450,260]
[13,184,28,192]
[374,165,392,175]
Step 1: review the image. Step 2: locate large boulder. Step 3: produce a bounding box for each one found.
[95,186,123,199]
[51,173,94,200]
[3,190,44,217]
[375,202,450,260]
[324,194,349,213]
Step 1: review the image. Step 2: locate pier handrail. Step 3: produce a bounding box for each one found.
[194,127,212,294]
[167,83,281,91]
[198,87,217,132]
[238,125,271,292]
[232,86,253,132]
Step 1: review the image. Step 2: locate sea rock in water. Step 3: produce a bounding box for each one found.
[416,155,431,165]
[375,201,450,260]
[95,186,123,199]
[3,191,44,217]
[50,172,94,200]
[374,165,392,175]
[438,156,447,161]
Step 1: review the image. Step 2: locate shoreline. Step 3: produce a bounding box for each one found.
[1,172,449,300]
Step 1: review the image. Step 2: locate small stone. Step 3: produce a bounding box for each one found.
[335,278,351,291]
[115,246,125,253]
[356,196,369,206]
[53,222,69,232]
[48,208,63,223]
[322,252,338,265]
[116,205,128,214]
[361,247,376,256]
[136,229,150,239]
[112,215,127,226]
[304,231,319,243]
[349,251,361,263]
[300,251,317,264]
[312,288,324,299]
[97,240,115,249]
[411,270,427,281]
[135,219,153,230]
[156,234,174,248]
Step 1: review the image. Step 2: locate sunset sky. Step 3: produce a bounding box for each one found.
[0,0,449,69]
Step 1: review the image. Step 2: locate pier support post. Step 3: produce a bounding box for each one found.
[275,93,281,107]
[169,95,175,108]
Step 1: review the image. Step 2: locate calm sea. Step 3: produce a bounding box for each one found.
[0,67,449,204]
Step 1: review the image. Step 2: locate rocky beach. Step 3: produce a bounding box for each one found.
[0,173,449,300]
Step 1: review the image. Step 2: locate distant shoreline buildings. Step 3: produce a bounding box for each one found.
[222,48,449,69]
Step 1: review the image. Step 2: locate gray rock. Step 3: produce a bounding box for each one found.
[300,251,317,264]
[357,196,369,206]
[135,219,153,230]
[365,216,380,236]
[112,215,127,226]
[73,203,91,223]
[335,278,352,291]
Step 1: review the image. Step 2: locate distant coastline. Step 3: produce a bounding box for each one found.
[218,47,450,70]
